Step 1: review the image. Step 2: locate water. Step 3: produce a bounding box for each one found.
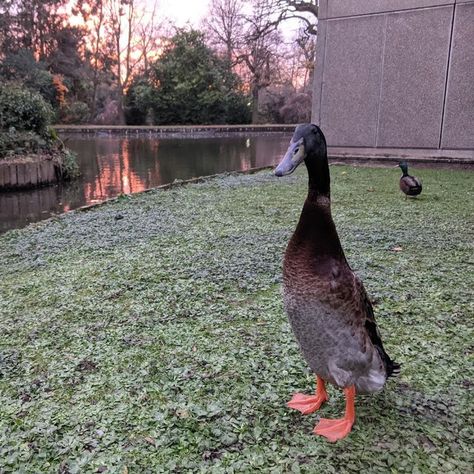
[0,133,290,233]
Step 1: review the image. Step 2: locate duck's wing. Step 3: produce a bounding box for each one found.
[401,175,422,194]
[353,275,401,378]
[406,175,422,188]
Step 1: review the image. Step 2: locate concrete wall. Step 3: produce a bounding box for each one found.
[312,0,474,155]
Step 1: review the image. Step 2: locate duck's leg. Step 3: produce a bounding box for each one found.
[287,375,328,415]
[313,385,355,442]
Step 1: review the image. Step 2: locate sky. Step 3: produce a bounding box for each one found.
[152,0,303,39]
[157,0,210,27]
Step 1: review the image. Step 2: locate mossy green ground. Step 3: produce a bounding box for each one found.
[1,165,473,473]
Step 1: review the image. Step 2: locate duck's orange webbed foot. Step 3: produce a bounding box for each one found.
[313,385,355,442]
[287,376,328,415]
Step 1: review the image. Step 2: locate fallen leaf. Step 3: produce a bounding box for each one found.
[144,436,156,446]
[176,408,189,418]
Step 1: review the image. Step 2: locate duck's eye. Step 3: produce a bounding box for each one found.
[294,147,299,154]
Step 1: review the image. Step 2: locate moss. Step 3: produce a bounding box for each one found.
[0,165,472,472]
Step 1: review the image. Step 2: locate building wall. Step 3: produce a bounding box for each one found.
[312,0,474,153]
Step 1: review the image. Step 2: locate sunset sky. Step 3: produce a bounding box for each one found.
[152,0,302,39]
[158,0,210,27]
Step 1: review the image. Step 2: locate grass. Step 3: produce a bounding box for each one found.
[0,165,473,473]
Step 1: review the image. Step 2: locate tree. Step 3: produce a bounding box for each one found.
[0,50,61,108]
[203,0,315,123]
[97,0,161,124]
[127,29,250,125]
[76,0,108,119]
[284,26,316,92]
[0,0,72,60]
[276,0,318,35]
[0,1,86,114]
[203,0,245,64]
[72,0,160,123]
[136,1,161,75]
[236,0,285,123]
[47,26,90,101]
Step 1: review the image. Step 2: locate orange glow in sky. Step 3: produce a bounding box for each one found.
[66,0,210,29]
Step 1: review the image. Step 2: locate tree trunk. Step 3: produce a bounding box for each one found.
[117,87,126,125]
[114,7,125,125]
[251,85,259,124]
[90,1,104,121]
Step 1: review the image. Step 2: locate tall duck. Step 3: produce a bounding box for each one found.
[399,161,422,198]
[274,124,399,442]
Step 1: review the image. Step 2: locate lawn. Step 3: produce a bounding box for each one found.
[0,165,473,473]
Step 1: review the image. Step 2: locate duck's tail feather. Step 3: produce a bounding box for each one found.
[375,345,401,378]
[359,283,401,380]
[387,359,401,378]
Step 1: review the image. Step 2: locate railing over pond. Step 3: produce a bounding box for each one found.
[54,124,295,136]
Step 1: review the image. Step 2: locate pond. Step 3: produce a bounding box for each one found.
[0,133,290,233]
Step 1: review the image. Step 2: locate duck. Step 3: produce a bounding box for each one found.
[399,161,422,198]
[274,124,400,442]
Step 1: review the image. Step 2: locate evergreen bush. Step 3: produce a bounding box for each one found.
[0,84,53,136]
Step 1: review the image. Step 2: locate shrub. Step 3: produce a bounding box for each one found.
[0,129,80,179]
[60,101,90,124]
[0,130,49,158]
[126,29,251,125]
[0,51,60,108]
[0,84,53,136]
[125,80,153,125]
[223,93,251,124]
[58,149,80,179]
[259,85,312,124]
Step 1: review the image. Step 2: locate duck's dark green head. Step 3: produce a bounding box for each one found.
[274,124,327,177]
[399,161,408,175]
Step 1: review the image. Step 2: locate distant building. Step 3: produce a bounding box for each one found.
[312,0,474,160]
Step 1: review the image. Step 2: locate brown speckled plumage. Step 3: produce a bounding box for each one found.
[277,124,399,394]
[399,161,422,197]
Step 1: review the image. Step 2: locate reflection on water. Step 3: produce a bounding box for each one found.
[0,133,290,233]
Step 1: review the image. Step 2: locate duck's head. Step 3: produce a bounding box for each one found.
[399,161,408,175]
[274,124,327,177]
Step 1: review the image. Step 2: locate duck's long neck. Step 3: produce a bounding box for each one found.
[306,151,331,200]
[288,152,345,262]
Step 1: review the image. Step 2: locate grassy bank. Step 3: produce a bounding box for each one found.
[0,166,473,473]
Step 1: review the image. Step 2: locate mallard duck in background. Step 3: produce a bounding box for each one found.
[399,161,422,198]
[274,124,400,442]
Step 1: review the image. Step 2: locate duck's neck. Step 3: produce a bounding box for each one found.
[288,152,346,261]
[306,151,331,200]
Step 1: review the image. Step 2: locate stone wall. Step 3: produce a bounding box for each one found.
[312,0,474,155]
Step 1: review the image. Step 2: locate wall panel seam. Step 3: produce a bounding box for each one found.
[317,21,328,125]
[439,5,457,148]
[375,15,388,147]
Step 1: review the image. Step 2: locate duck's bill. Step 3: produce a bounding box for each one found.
[274,139,305,177]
